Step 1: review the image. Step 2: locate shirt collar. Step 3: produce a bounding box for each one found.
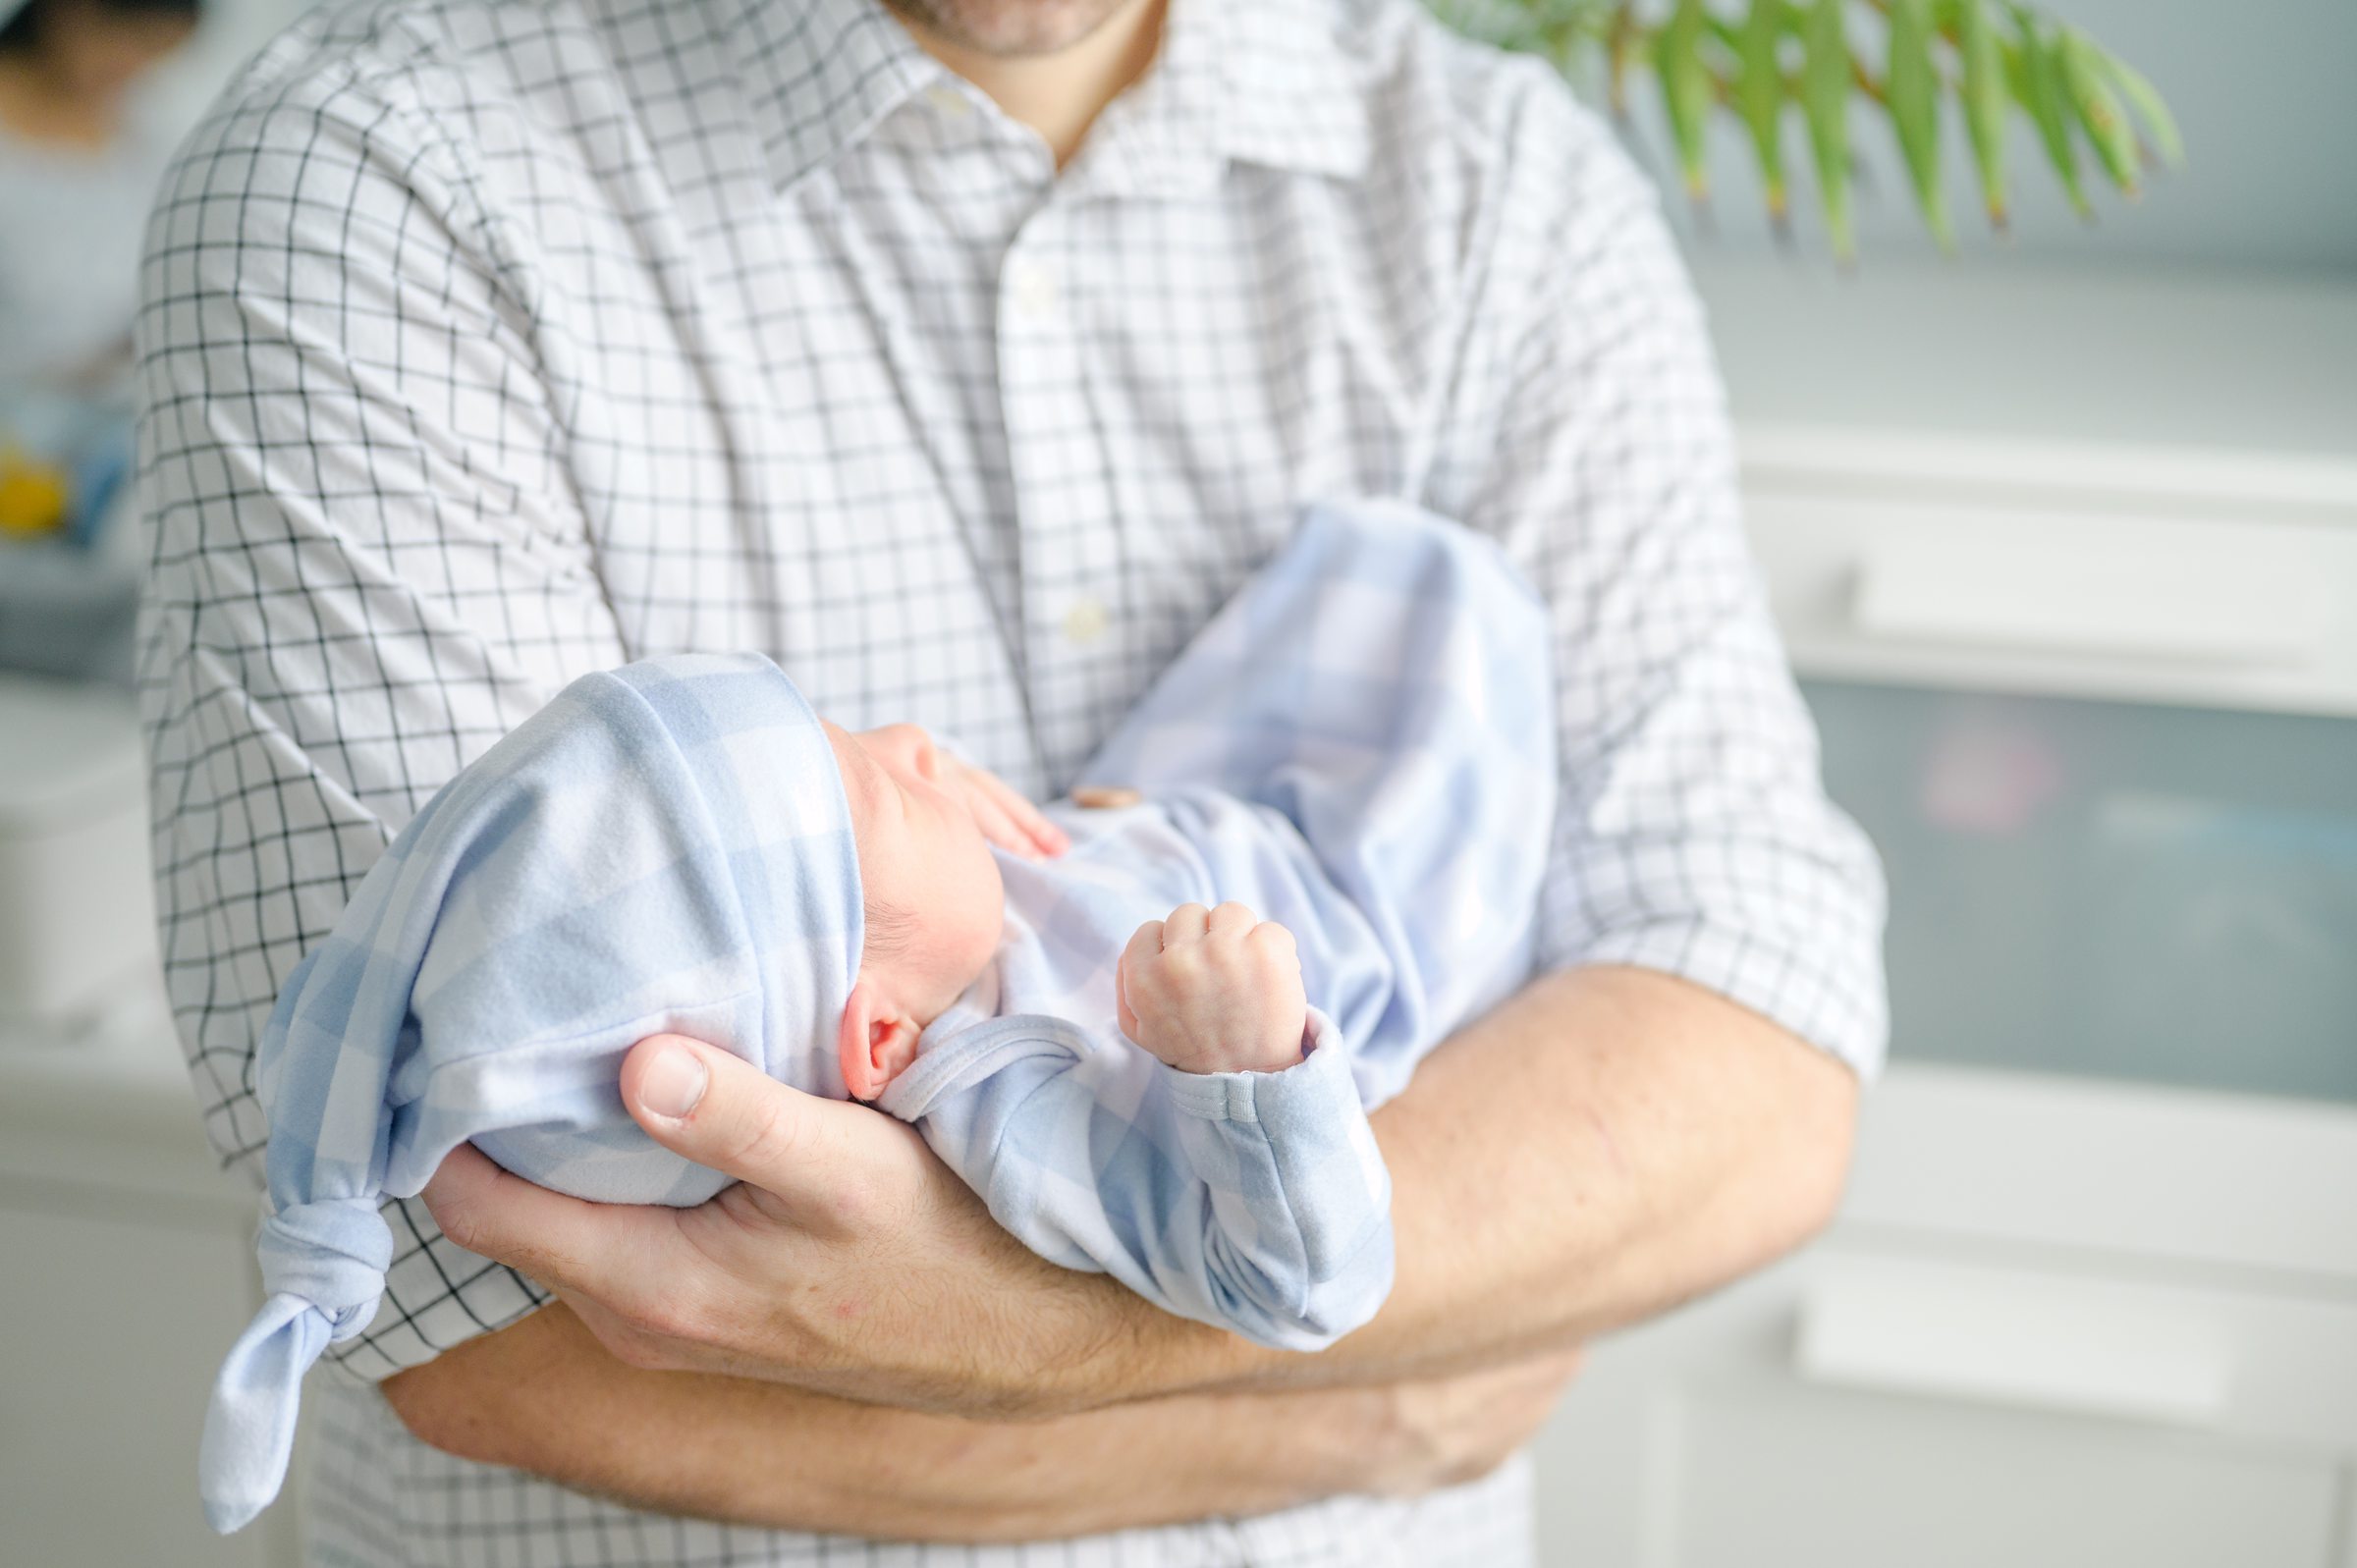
[721,0,943,192]
[717,0,1371,195]
[1076,0,1372,197]
[1212,0,1373,182]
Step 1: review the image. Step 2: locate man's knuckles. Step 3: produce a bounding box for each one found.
[588,1269,723,1365]
[693,1089,808,1181]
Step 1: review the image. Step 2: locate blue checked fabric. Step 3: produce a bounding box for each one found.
[199,502,1551,1535]
[883,501,1555,1345]
[199,655,865,1533]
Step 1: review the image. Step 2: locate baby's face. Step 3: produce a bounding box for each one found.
[824,722,1006,1023]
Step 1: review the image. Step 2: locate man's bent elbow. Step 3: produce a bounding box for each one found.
[383,1361,496,1464]
[1760,1045,1862,1260]
[381,1346,557,1473]
[378,1316,571,1471]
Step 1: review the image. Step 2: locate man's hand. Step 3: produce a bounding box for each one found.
[1354,1344,1587,1498]
[422,1033,1176,1417]
[1117,901,1310,1074]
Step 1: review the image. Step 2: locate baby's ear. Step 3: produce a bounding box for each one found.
[838,980,921,1102]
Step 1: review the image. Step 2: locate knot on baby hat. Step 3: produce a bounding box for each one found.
[200,1197,393,1534]
[255,1196,395,1330]
[199,652,865,1534]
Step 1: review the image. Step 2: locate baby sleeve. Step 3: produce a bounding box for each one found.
[878,1009,1395,1351]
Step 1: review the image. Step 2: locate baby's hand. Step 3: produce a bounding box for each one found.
[936,751,1070,860]
[1118,902,1309,1075]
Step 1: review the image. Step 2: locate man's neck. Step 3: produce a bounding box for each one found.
[887,0,1169,169]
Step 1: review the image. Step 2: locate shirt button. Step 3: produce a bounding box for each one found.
[1008,258,1059,321]
[924,83,972,118]
[1062,596,1109,646]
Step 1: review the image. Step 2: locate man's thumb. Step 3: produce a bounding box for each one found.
[618,1035,849,1189]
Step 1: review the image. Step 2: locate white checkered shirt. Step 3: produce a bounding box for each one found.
[135,0,1889,1559]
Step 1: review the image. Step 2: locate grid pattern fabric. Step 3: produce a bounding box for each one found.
[134,0,1888,1559]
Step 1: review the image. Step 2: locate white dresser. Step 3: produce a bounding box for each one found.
[0,997,299,1568]
[1531,258,2357,1567]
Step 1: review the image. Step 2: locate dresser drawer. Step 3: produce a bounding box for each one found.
[1662,1377,2340,1568]
[1744,488,2357,719]
[1534,1237,2357,1568]
[1533,1064,2357,1568]
[1795,1248,2357,1451]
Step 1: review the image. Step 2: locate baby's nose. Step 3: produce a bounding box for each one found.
[865,724,940,783]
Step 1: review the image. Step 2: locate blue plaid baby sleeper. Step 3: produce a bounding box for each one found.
[199,499,1556,1532]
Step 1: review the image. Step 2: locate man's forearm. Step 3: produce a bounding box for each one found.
[384,1304,1575,1539]
[389,960,1850,1523]
[1125,962,1861,1396]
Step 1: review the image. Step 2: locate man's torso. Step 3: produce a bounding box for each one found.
[173,0,1588,1559]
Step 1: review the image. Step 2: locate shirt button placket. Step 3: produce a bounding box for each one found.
[998,213,1124,787]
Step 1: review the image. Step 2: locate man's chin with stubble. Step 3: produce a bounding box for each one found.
[881,0,1149,57]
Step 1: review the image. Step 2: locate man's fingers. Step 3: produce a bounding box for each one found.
[420,1141,676,1297]
[620,1035,887,1197]
[1163,903,1211,946]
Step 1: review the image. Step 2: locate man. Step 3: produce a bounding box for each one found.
[137,0,1888,1561]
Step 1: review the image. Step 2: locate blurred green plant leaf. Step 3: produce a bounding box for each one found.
[1886,0,1950,247]
[1801,0,1855,260]
[1735,0,1790,220]
[2013,7,2091,217]
[1421,0,2175,257]
[2102,52,2184,168]
[2060,27,2141,193]
[1956,0,2011,228]
[1659,0,1715,197]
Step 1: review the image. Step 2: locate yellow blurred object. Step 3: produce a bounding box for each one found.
[0,445,72,537]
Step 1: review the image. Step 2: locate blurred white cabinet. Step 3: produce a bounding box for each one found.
[1529,256,2357,1568]
[1530,1065,2357,1568]
[0,1003,297,1568]
[0,1206,273,1568]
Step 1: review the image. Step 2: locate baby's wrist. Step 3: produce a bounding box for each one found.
[1149,1013,1311,1076]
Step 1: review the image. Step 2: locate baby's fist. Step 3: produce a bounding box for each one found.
[1117,901,1310,1075]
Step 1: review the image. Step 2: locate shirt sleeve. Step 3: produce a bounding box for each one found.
[1435,77,1889,1076]
[136,58,630,1379]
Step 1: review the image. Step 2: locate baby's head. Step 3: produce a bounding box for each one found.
[822,722,1005,1100]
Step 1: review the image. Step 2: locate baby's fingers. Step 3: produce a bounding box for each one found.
[969,766,1069,857]
[964,788,1040,860]
[1248,920,1298,960]
[1117,921,1163,1042]
[1162,903,1212,946]
[1207,900,1258,938]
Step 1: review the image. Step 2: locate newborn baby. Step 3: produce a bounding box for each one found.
[199,500,1557,1532]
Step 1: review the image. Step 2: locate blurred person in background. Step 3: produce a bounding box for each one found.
[0,0,199,392]
[0,0,200,679]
